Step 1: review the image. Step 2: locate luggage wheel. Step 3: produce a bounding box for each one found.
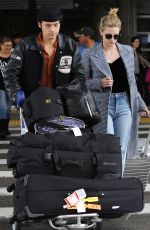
[48,213,103,230]
[11,221,21,230]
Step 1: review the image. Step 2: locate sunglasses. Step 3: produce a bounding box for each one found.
[105,34,120,40]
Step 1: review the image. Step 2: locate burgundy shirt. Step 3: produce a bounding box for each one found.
[38,33,57,87]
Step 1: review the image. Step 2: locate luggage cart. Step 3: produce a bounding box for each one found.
[10,213,103,230]
[11,111,103,230]
[48,213,103,230]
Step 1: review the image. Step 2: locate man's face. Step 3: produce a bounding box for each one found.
[38,21,60,40]
[78,35,88,45]
[14,37,21,45]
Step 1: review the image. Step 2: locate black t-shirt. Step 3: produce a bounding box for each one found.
[109,57,129,93]
[0,56,10,90]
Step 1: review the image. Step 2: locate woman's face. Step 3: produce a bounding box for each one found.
[100,26,120,47]
[131,39,140,49]
[0,41,13,54]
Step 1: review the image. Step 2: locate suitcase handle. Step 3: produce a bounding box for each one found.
[60,159,84,167]
[53,151,97,176]
[54,154,84,175]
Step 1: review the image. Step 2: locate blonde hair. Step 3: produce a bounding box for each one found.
[99,8,121,32]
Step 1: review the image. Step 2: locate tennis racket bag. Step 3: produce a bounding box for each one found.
[7,132,122,179]
[34,116,86,134]
[11,174,144,221]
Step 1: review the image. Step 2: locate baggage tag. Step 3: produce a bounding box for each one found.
[71,127,82,136]
[64,192,79,207]
[77,200,86,213]
[64,203,101,212]
[64,189,86,207]
[84,197,99,202]
[86,203,101,210]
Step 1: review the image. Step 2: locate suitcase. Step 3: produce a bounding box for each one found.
[12,174,144,221]
[7,132,122,179]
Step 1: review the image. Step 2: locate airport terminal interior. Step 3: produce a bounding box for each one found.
[0,0,150,60]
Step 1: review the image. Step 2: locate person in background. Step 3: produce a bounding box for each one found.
[74,26,99,55]
[130,36,150,103]
[4,3,85,106]
[82,8,150,175]
[0,36,13,139]
[145,67,150,106]
[13,34,22,47]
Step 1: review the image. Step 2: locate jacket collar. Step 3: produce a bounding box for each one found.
[29,33,65,51]
[93,42,112,77]
[93,42,131,78]
[58,33,65,49]
[94,42,130,58]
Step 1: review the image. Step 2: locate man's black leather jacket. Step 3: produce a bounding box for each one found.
[4,33,85,104]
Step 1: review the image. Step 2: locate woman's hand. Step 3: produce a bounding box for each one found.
[140,108,150,117]
[100,77,113,88]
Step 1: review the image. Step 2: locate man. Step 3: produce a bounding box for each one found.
[13,34,22,47]
[4,3,85,105]
[74,26,99,55]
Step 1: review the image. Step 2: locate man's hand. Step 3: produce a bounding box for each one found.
[11,105,18,112]
[16,90,26,107]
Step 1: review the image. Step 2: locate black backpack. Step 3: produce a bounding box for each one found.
[22,87,64,131]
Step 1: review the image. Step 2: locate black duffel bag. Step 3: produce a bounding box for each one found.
[22,87,65,131]
[7,132,122,179]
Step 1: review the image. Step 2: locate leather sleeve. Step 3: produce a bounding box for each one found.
[62,35,86,90]
[4,40,25,104]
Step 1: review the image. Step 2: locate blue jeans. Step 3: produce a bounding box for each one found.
[0,90,11,119]
[107,92,132,175]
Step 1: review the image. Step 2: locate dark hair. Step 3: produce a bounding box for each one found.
[130,36,142,54]
[130,36,141,44]
[0,36,13,45]
[13,34,22,39]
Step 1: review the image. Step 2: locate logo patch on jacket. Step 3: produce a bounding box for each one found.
[58,56,72,74]
[11,54,21,61]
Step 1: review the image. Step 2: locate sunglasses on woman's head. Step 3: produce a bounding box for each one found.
[105,34,120,40]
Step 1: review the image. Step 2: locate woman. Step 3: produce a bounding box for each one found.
[82,8,150,175]
[130,36,150,100]
[130,36,150,71]
[0,36,13,139]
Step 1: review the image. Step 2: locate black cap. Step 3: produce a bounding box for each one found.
[37,3,63,22]
[74,27,95,39]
